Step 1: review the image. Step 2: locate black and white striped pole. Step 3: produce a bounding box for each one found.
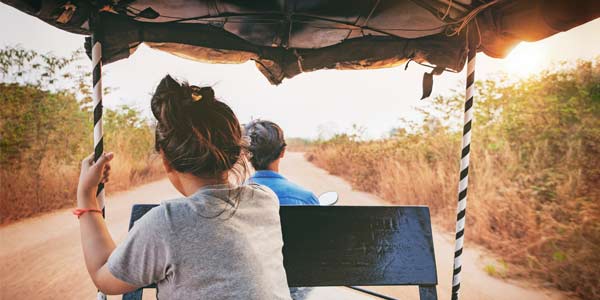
[451,32,476,300]
[91,14,107,300]
[92,29,105,217]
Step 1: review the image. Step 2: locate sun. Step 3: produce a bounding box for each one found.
[504,42,546,77]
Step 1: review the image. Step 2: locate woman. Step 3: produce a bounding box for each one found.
[75,75,291,299]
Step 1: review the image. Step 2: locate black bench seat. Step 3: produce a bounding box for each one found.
[123,205,438,300]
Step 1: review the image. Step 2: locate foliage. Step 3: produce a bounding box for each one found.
[0,46,162,223]
[285,137,317,152]
[308,59,600,299]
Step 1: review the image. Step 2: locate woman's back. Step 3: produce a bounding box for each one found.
[108,183,291,299]
[75,75,291,299]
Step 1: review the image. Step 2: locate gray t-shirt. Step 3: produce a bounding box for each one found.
[108,183,292,300]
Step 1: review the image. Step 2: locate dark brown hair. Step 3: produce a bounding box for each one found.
[151,75,247,183]
[244,120,286,170]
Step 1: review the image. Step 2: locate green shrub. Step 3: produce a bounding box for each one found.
[309,59,600,299]
[0,46,162,223]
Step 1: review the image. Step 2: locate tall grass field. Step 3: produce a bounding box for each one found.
[307,59,599,299]
[0,46,163,223]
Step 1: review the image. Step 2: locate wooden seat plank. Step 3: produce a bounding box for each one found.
[123,204,437,300]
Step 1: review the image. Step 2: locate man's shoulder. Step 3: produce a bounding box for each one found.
[250,171,319,205]
[278,181,319,205]
[282,180,312,196]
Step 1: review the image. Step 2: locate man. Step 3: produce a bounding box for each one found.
[244,119,319,205]
[245,119,317,300]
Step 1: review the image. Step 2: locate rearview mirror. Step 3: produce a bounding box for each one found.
[318,191,339,206]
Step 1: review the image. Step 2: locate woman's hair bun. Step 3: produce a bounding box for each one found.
[151,74,191,130]
[151,74,247,185]
[151,75,218,129]
[195,86,215,103]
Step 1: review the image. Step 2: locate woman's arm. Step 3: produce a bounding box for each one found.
[77,152,138,295]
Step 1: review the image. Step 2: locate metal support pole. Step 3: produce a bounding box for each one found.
[92,29,105,216]
[91,14,107,300]
[451,30,476,300]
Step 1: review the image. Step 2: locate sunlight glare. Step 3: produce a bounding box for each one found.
[504,42,547,77]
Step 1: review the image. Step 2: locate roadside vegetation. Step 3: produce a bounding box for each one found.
[0,46,163,223]
[285,137,316,152]
[307,59,599,299]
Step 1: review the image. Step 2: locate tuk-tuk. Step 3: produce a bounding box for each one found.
[2,1,598,299]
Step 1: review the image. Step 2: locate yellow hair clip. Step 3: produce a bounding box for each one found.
[191,93,203,102]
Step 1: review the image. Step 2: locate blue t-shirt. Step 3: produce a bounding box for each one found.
[250,170,319,206]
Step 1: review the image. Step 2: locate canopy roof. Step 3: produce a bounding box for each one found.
[3,0,599,84]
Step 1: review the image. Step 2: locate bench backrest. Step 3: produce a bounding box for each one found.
[123,205,438,299]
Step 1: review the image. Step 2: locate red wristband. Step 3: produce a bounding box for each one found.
[73,208,103,219]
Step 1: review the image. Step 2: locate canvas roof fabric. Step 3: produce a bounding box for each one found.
[3,0,599,84]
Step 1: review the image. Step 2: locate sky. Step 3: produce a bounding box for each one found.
[1,3,598,138]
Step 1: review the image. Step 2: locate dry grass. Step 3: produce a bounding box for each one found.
[0,47,168,224]
[306,60,600,299]
[0,153,164,224]
[0,83,165,224]
[308,137,599,299]
[285,137,317,152]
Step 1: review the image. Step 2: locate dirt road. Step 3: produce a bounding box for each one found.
[0,152,568,300]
